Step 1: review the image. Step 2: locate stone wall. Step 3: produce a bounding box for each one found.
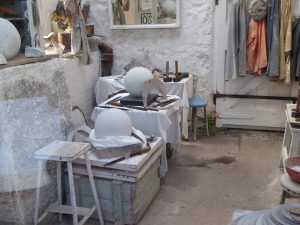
[0,51,100,124]
[88,0,214,107]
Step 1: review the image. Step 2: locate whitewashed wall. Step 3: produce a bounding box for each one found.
[88,0,215,106]
[0,51,100,124]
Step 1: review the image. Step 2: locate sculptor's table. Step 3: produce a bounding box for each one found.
[91,93,181,176]
[94,75,193,139]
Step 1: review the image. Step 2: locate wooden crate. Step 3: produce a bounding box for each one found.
[65,138,163,225]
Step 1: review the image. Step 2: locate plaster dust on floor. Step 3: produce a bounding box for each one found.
[54,130,284,225]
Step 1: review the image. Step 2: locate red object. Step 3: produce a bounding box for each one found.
[285,157,300,184]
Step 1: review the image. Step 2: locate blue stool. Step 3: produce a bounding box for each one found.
[189,98,209,141]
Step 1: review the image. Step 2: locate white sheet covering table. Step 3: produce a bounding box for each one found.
[91,93,181,176]
[94,75,193,139]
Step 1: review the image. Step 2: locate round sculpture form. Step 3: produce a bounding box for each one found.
[0,18,21,60]
[95,109,133,139]
[124,67,154,97]
[162,0,176,17]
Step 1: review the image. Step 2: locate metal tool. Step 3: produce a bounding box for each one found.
[103,133,154,166]
[163,61,172,82]
[173,60,182,82]
[152,98,178,108]
[109,101,158,111]
[96,105,129,111]
[103,146,151,166]
[106,95,124,105]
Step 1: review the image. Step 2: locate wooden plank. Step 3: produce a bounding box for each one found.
[255,79,270,111]
[33,161,43,225]
[112,181,124,225]
[46,204,91,216]
[135,150,162,181]
[79,206,97,225]
[84,152,105,225]
[0,55,55,69]
[134,159,160,210]
[34,141,91,162]
[67,176,132,202]
[68,162,79,225]
[218,76,268,111]
[57,161,63,222]
[72,145,162,184]
[133,178,160,224]
[217,105,287,129]
[269,81,284,111]
[79,195,133,224]
[72,166,137,183]
[74,138,162,172]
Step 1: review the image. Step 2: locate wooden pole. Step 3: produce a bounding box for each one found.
[175,60,179,79]
[166,61,169,78]
[296,88,300,113]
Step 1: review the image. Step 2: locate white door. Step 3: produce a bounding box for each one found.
[213,0,298,130]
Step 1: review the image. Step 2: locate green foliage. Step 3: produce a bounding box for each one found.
[207,117,228,135]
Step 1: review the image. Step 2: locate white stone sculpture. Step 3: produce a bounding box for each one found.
[162,0,176,17]
[124,67,154,97]
[0,18,21,62]
[0,53,7,65]
[94,108,133,138]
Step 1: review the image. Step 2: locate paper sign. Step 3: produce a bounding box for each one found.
[139,0,153,11]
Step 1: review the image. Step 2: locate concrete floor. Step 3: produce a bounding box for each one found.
[139,130,283,225]
[56,130,286,225]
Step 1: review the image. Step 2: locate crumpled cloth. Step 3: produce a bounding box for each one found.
[89,127,146,148]
[248,0,268,21]
[247,18,267,75]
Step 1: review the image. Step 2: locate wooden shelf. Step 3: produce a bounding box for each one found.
[46,204,95,216]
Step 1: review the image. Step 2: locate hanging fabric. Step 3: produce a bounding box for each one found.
[266,0,280,80]
[246,18,267,75]
[291,18,300,81]
[246,0,268,76]
[123,0,130,11]
[225,0,249,80]
[279,0,292,84]
[113,0,126,25]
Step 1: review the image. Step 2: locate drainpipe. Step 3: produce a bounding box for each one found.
[88,36,114,77]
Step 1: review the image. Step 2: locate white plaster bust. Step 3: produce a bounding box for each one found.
[124,67,154,97]
[162,0,176,17]
[0,18,21,62]
[94,109,133,138]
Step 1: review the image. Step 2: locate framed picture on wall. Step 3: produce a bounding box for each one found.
[108,0,180,29]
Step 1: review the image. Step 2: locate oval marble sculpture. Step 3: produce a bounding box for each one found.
[95,108,133,139]
[162,0,176,17]
[124,67,154,97]
[0,18,21,62]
